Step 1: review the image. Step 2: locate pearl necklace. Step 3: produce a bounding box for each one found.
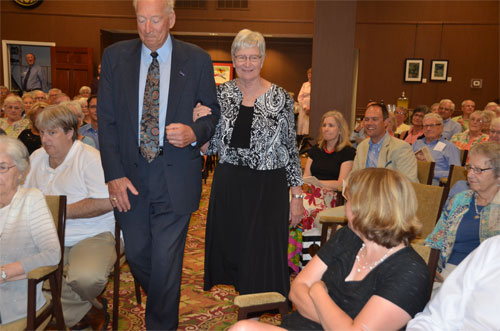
[355,243,394,273]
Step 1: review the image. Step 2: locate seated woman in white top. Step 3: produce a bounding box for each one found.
[0,136,60,326]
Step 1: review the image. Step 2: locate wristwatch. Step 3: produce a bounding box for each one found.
[1,266,6,280]
[291,193,305,199]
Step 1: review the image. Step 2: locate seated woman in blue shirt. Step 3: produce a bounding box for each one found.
[425,142,500,286]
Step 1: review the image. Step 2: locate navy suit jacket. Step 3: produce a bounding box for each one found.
[97,37,220,215]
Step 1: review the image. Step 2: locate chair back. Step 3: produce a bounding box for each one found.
[25,195,67,330]
[411,182,446,239]
[417,160,435,185]
[460,149,468,166]
[442,164,467,201]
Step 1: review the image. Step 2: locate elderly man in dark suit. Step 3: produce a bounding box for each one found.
[97,0,220,329]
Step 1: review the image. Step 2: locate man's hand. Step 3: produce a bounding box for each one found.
[166,123,196,148]
[108,177,139,212]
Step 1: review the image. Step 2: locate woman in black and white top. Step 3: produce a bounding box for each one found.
[196,28,303,298]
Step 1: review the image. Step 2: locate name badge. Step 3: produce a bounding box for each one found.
[434,141,446,152]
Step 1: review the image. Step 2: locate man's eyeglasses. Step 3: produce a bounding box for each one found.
[465,164,492,174]
[423,123,441,128]
[0,163,16,173]
[234,55,262,63]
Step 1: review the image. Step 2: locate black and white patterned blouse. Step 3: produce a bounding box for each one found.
[207,80,303,187]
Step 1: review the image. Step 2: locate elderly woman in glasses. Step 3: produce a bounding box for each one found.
[232,168,430,331]
[0,136,60,327]
[450,111,489,151]
[426,142,500,285]
[0,96,30,138]
[196,28,303,298]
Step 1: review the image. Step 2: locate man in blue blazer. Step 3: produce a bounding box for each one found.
[97,0,220,328]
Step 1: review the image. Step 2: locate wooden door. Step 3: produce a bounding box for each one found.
[51,47,93,98]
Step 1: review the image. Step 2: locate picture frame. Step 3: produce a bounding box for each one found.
[213,61,234,85]
[430,60,449,81]
[404,58,424,82]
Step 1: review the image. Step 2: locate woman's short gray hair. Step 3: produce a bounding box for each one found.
[469,142,500,178]
[423,112,443,125]
[79,86,91,95]
[61,101,84,121]
[0,135,30,175]
[36,104,79,141]
[231,29,266,59]
[4,95,24,109]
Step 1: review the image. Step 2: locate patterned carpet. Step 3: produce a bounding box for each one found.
[101,173,282,330]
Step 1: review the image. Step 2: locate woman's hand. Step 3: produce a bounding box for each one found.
[193,102,212,122]
[289,197,304,227]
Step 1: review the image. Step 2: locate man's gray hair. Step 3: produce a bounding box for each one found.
[133,0,175,13]
[231,29,266,60]
[0,135,30,175]
[461,99,475,107]
[439,99,455,111]
[423,112,443,125]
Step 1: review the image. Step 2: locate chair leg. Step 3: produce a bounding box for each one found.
[278,302,288,319]
[237,307,249,321]
[112,258,120,330]
[49,273,66,331]
[134,278,142,305]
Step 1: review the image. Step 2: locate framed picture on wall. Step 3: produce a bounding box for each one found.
[213,61,234,85]
[430,60,449,81]
[404,59,424,82]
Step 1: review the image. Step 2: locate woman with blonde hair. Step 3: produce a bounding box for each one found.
[289,111,355,272]
[232,168,430,331]
[17,102,48,154]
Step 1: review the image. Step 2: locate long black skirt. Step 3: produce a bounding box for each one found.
[204,162,290,297]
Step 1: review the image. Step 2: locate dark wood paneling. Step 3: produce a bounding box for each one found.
[311,1,357,142]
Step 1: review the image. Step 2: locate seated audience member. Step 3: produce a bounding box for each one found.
[24,104,116,330]
[0,95,30,138]
[484,101,500,117]
[289,111,355,272]
[394,106,410,135]
[21,92,34,115]
[481,110,495,134]
[54,93,71,105]
[32,90,47,103]
[0,85,8,104]
[350,119,366,148]
[489,117,500,143]
[77,97,91,125]
[407,235,500,330]
[0,136,60,327]
[18,102,48,154]
[438,99,462,140]
[79,86,91,99]
[452,99,475,130]
[401,105,428,144]
[47,88,62,105]
[450,111,489,151]
[425,142,500,284]
[232,168,430,331]
[61,100,96,148]
[430,102,439,114]
[413,113,460,183]
[352,103,418,182]
[78,95,99,149]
